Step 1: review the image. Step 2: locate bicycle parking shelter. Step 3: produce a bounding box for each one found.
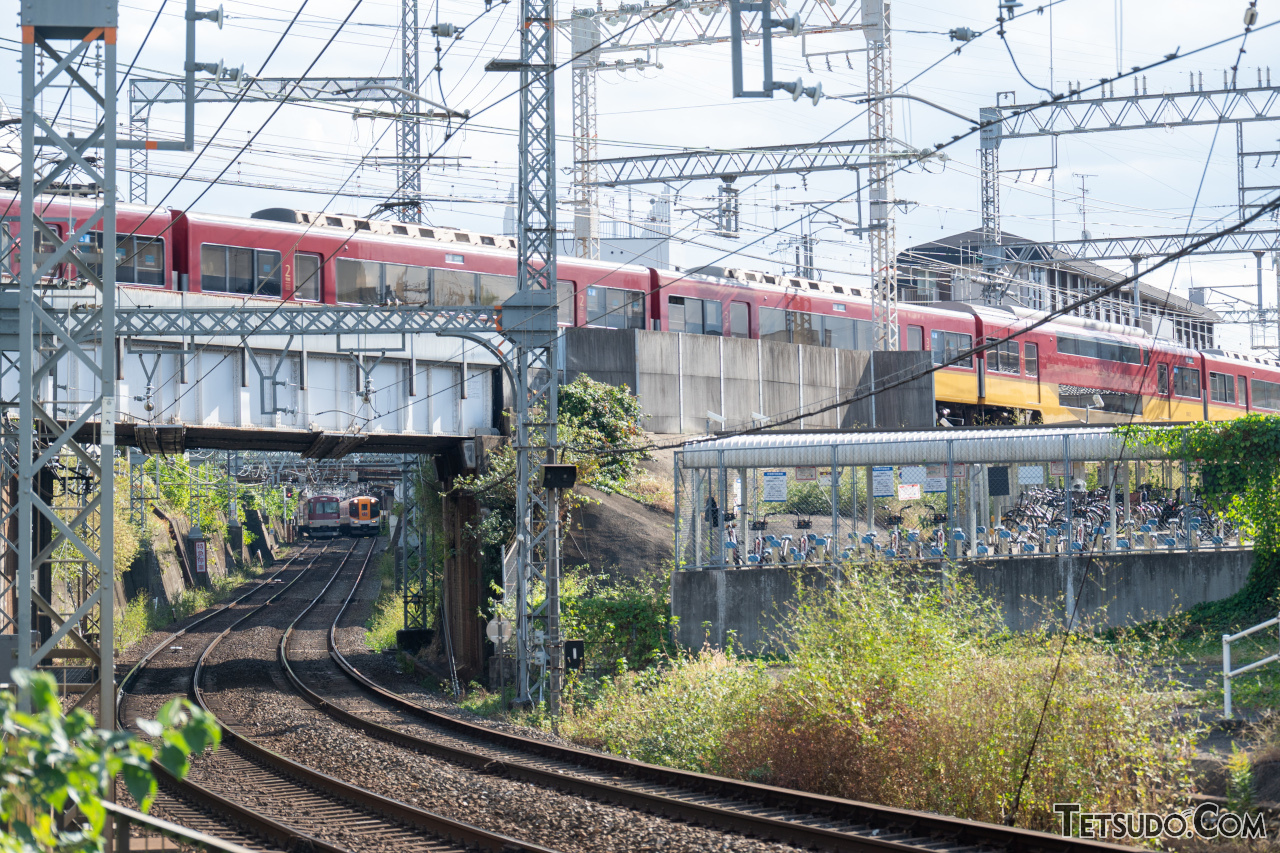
[675,426,1241,571]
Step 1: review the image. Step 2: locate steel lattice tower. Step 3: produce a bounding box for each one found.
[16,1,119,730]
[864,0,897,350]
[571,13,601,259]
[399,0,422,221]
[978,106,1002,278]
[513,0,563,709]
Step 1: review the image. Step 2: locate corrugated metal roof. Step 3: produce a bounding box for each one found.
[678,427,1177,469]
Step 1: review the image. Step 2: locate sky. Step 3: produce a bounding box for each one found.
[3,0,1279,351]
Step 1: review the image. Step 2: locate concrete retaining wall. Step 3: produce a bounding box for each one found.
[672,549,1254,653]
[564,328,935,433]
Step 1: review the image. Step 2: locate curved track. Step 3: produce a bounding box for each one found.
[280,539,1133,853]
[120,540,557,853]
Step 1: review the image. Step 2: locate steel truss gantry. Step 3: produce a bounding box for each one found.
[1002,228,1280,263]
[14,1,119,736]
[583,138,875,186]
[127,76,402,204]
[981,83,1280,250]
[561,0,868,258]
[981,80,1280,321]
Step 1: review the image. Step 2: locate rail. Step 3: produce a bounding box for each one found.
[1223,613,1280,717]
[103,800,259,853]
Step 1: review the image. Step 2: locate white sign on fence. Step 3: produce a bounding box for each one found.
[762,471,788,502]
[872,466,895,497]
[796,466,818,482]
[898,483,922,500]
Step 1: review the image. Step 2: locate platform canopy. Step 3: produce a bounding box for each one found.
[677,426,1183,470]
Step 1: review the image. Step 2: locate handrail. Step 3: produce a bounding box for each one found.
[101,800,258,853]
[1223,612,1280,717]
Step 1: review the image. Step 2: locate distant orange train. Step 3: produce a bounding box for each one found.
[339,496,381,538]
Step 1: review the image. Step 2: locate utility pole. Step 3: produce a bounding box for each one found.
[864,0,897,350]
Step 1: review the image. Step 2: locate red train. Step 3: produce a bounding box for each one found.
[295,494,340,539]
[7,192,1277,426]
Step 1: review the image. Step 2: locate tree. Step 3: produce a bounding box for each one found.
[1,669,219,852]
[1129,415,1280,629]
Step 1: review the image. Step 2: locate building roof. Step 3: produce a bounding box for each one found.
[899,229,1219,322]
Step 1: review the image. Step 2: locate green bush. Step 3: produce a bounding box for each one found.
[0,669,219,852]
[557,564,1195,832]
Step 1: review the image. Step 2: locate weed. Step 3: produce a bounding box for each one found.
[556,563,1196,833]
[1227,744,1255,815]
[364,550,403,651]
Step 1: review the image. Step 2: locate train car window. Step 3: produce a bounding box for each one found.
[127,237,165,286]
[667,296,686,332]
[478,273,518,306]
[1210,372,1236,404]
[1024,343,1039,376]
[201,244,275,295]
[385,264,429,303]
[294,253,321,301]
[704,301,724,336]
[788,311,820,347]
[336,258,382,304]
[823,316,854,349]
[200,245,227,291]
[667,296,699,334]
[992,340,1019,373]
[557,280,574,325]
[255,249,282,296]
[1057,333,1142,365]
[1255,378,1280,410]
[80,233,165,286]
[760,307,788,343]
[228,247,254,293]
[729,301,750,338]
[906,325,923,351]
[1173,366,1201,399]
[931,330,973,369]
[588,286,644,329]
[1157,363,1169,395]
[433,268,476,305]
[1239,375,1249,407]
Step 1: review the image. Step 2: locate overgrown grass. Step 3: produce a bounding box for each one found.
[365,550,403,651]
[557,563,1197,833]
[114,562,270,651]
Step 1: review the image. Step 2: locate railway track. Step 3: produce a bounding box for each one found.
[279,539,1135,853]
[120,540,557,853]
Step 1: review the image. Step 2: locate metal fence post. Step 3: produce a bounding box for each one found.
[1063,435,1072,552]
[1223,632,1233,718]
[946,440,955,559]
[1108,463,1118,550]
[718,450,729,568]
[828,446,838,559]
